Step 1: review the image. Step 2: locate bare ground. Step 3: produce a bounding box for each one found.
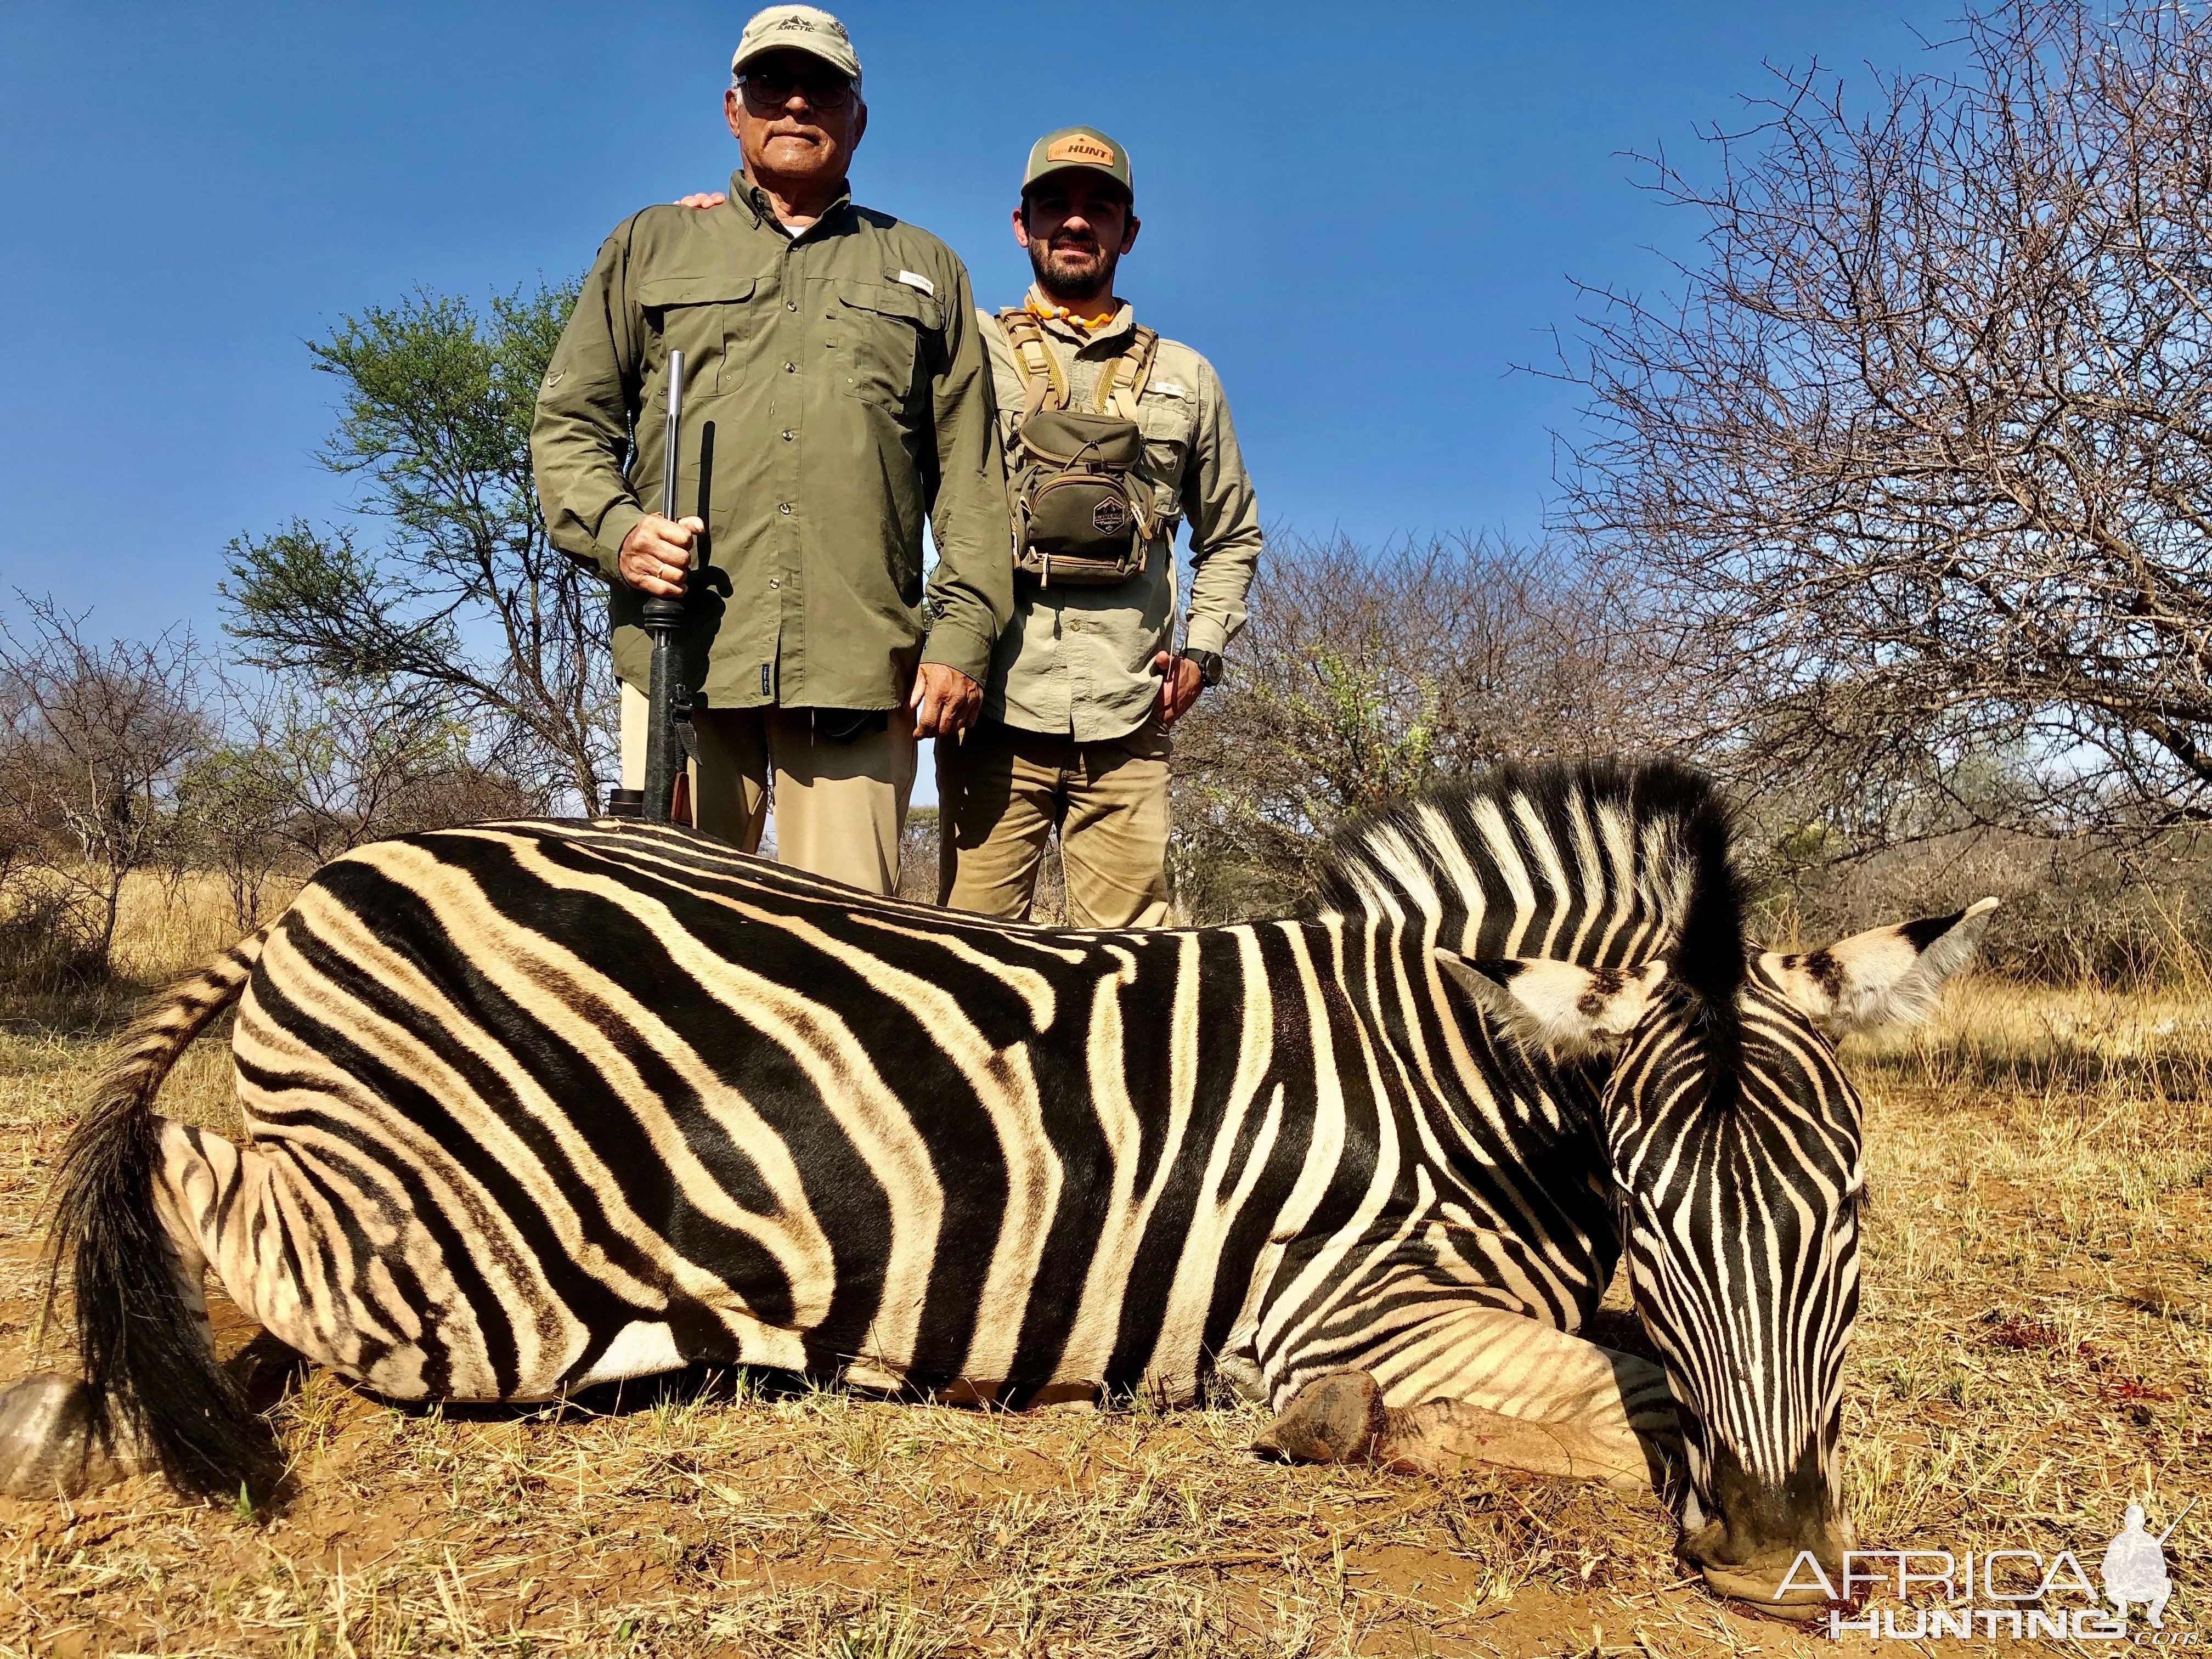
[0,881,2205,1656]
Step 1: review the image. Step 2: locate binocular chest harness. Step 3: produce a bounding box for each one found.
[996,308,1166,586]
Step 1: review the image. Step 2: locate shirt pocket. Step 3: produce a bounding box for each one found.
[1136,391,1197,523]
[833,283,944,418]
[637,275,759,393]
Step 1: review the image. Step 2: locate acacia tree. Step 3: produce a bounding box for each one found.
[1555,0,2212,838]
[222,283,611,811]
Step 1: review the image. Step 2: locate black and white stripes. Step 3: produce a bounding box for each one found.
[24,760,1992,1611]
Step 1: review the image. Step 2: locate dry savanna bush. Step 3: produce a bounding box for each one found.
[0,592,550,1009]
[1167,532,1657,922]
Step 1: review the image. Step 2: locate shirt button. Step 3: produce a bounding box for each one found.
[785,362,798,373]
[786,300,798,312]
[778,503,793,515]
[769,578,781,589]
[781,429,794,441]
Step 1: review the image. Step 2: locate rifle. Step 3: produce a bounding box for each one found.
[609,351,698,824]
[2158,1494,2199,1545]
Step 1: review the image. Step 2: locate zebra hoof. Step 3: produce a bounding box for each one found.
[0,1374,146,1498]
[1253,1369,1385,1464]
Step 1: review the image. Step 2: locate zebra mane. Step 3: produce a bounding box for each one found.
[1306,759,1748,1008]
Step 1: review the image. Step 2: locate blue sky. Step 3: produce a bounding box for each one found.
[0,0,1949,648]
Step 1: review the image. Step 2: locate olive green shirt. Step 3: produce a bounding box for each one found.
[532,173,1013,710]
[979,289,1262,743]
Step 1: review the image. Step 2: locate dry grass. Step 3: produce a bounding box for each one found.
[0,876,2204,1655]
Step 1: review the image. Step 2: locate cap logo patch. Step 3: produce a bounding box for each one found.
[1047,135,1117,167]
[766,16,847,41]
[1092,496,1130,535]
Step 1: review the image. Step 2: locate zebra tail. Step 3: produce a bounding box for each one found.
[44,929,281,1502]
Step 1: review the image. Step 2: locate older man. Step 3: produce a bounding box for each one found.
[939,128,1263,927]
[532,5,1009,893]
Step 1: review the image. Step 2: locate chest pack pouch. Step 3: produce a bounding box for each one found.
[997,309,1164,586]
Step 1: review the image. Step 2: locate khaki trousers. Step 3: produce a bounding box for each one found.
[619,682,915,895]
[937,720,1172,929]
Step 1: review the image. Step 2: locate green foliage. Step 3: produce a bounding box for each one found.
[221,280,612,811]
[1257,641,1444,816]
[222,522,460,684]
[309,285,560,574]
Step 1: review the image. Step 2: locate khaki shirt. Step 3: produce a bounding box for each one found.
[978,289,1262,743]
[532,173,1013,710]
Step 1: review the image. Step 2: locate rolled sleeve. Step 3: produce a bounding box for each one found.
[921,258,1015,676]
[919,617,995,683]
[1179,357,1262,658]
[532,227,646,581]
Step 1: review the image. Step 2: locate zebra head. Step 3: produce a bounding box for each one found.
[1455,897,1996,1616]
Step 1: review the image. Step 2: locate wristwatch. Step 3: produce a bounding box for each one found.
[1185,649,1227,687]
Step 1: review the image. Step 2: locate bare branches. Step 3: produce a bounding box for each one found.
[1551,0,2212,838]
[0,596,215,976]
[1169,533,1657,917]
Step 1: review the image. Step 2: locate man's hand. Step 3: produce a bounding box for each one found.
[1153,650,1206,725]
[618,514,704,597]
[910,662,983,740]
[676,192,728,210]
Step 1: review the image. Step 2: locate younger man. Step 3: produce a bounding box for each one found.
[940,127,1263,927]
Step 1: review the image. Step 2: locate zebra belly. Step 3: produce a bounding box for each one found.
[173,1100,1237,1408]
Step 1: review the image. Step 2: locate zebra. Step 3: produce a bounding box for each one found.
[0,760,1991,1618]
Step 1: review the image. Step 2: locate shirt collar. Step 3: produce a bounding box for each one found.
[1025,284,1136,349]
[733,170,854,239]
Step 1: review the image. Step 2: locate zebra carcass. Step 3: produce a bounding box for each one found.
[0,760,1993,1618]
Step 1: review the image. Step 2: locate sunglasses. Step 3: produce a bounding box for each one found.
[738,68,853,110]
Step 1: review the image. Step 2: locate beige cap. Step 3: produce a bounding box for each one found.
[731,5,862,91]
[1022,126,1132,198]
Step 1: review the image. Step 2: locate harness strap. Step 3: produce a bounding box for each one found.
[997,310,1161,421]
[1098,325,1160,421]
[996,308,1069,419]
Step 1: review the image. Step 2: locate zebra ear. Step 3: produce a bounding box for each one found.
[1436,952,1670,1059]
[1762,897,1999,1036]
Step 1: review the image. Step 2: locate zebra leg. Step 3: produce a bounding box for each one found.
[148,1120,387,1395]
[0,1122,225,1498]
[1259,1306,1679,1491]
[156,1118,613,1404]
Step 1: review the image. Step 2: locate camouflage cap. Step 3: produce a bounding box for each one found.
[1022,127,1132,198]
[731,5,862,91]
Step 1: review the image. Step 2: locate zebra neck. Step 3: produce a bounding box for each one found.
[1313,914,1607,1150]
